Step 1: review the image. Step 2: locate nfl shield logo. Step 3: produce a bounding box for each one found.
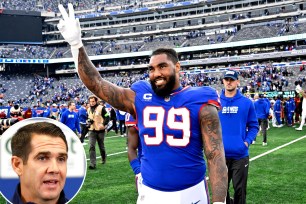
[164,96,170,102]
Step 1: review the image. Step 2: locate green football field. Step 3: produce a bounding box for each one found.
[1,125,306,204]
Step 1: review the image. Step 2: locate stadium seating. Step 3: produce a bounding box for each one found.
[1,0,306,107]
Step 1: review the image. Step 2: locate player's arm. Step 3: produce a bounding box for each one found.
[200,104,227,203]
[127,126,141,175]
[57,3,135,115]
[78,47,135,114]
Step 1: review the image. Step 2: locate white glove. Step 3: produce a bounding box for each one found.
[57,3,83,50]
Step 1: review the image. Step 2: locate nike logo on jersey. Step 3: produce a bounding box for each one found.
[192,200,201,204]
[143,93,152,101]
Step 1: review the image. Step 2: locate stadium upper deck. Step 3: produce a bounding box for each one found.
[0,0,305,75]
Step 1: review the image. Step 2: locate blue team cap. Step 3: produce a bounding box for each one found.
[223,70,238,80]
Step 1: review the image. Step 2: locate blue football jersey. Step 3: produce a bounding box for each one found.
[131,80,220,191]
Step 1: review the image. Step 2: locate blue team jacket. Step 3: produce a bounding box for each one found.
[254,98,270,119]
[219,89,259,160]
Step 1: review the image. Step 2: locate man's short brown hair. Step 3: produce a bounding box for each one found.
[88,95,98,102]
[11,122,68,164]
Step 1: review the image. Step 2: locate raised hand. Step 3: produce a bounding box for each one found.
[57,3,83,49]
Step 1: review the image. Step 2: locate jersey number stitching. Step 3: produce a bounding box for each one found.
[143,106,191,147]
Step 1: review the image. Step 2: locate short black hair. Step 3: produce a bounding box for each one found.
[151,48,179,64]
[11,122,68,164]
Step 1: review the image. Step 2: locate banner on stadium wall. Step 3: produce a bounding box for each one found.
[0,58,49,64]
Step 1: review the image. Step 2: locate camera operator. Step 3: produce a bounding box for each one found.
[87,95,109,169]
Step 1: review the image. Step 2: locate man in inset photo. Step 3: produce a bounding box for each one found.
[10,122,69,204]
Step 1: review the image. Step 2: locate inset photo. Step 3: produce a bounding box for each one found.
[0,117,87,204]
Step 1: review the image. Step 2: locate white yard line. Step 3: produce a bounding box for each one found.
[206,135,306,181]
[106,135,124,139]
[86,151,127,161]
[250,135,306,161]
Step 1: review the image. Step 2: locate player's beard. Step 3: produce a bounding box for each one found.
[151,73,176,97]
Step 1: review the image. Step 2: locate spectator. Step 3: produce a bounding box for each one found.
[23,107,32,119]
[295,85,306,131]
[32,105,38,117]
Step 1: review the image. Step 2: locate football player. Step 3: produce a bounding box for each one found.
[57,4,227,203]
[125,113,142,193]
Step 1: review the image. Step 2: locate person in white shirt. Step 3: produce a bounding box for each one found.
[295,85,306,131]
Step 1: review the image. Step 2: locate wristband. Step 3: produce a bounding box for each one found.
[130,158,141,175]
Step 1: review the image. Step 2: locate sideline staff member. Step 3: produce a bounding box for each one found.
[87,95,109,169]
[11,122,69,204]
[219,70,259,204]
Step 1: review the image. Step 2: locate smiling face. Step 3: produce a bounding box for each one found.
[148,53,180,97]
[12,134,68,203]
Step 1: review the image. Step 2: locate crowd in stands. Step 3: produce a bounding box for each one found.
[1,18,305,60]
[0,0,177,13]
[0,63,305,109]
[0,0,40,11]
[180,64,306,97]
[0,0,97,12]
[0,45,54,59]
